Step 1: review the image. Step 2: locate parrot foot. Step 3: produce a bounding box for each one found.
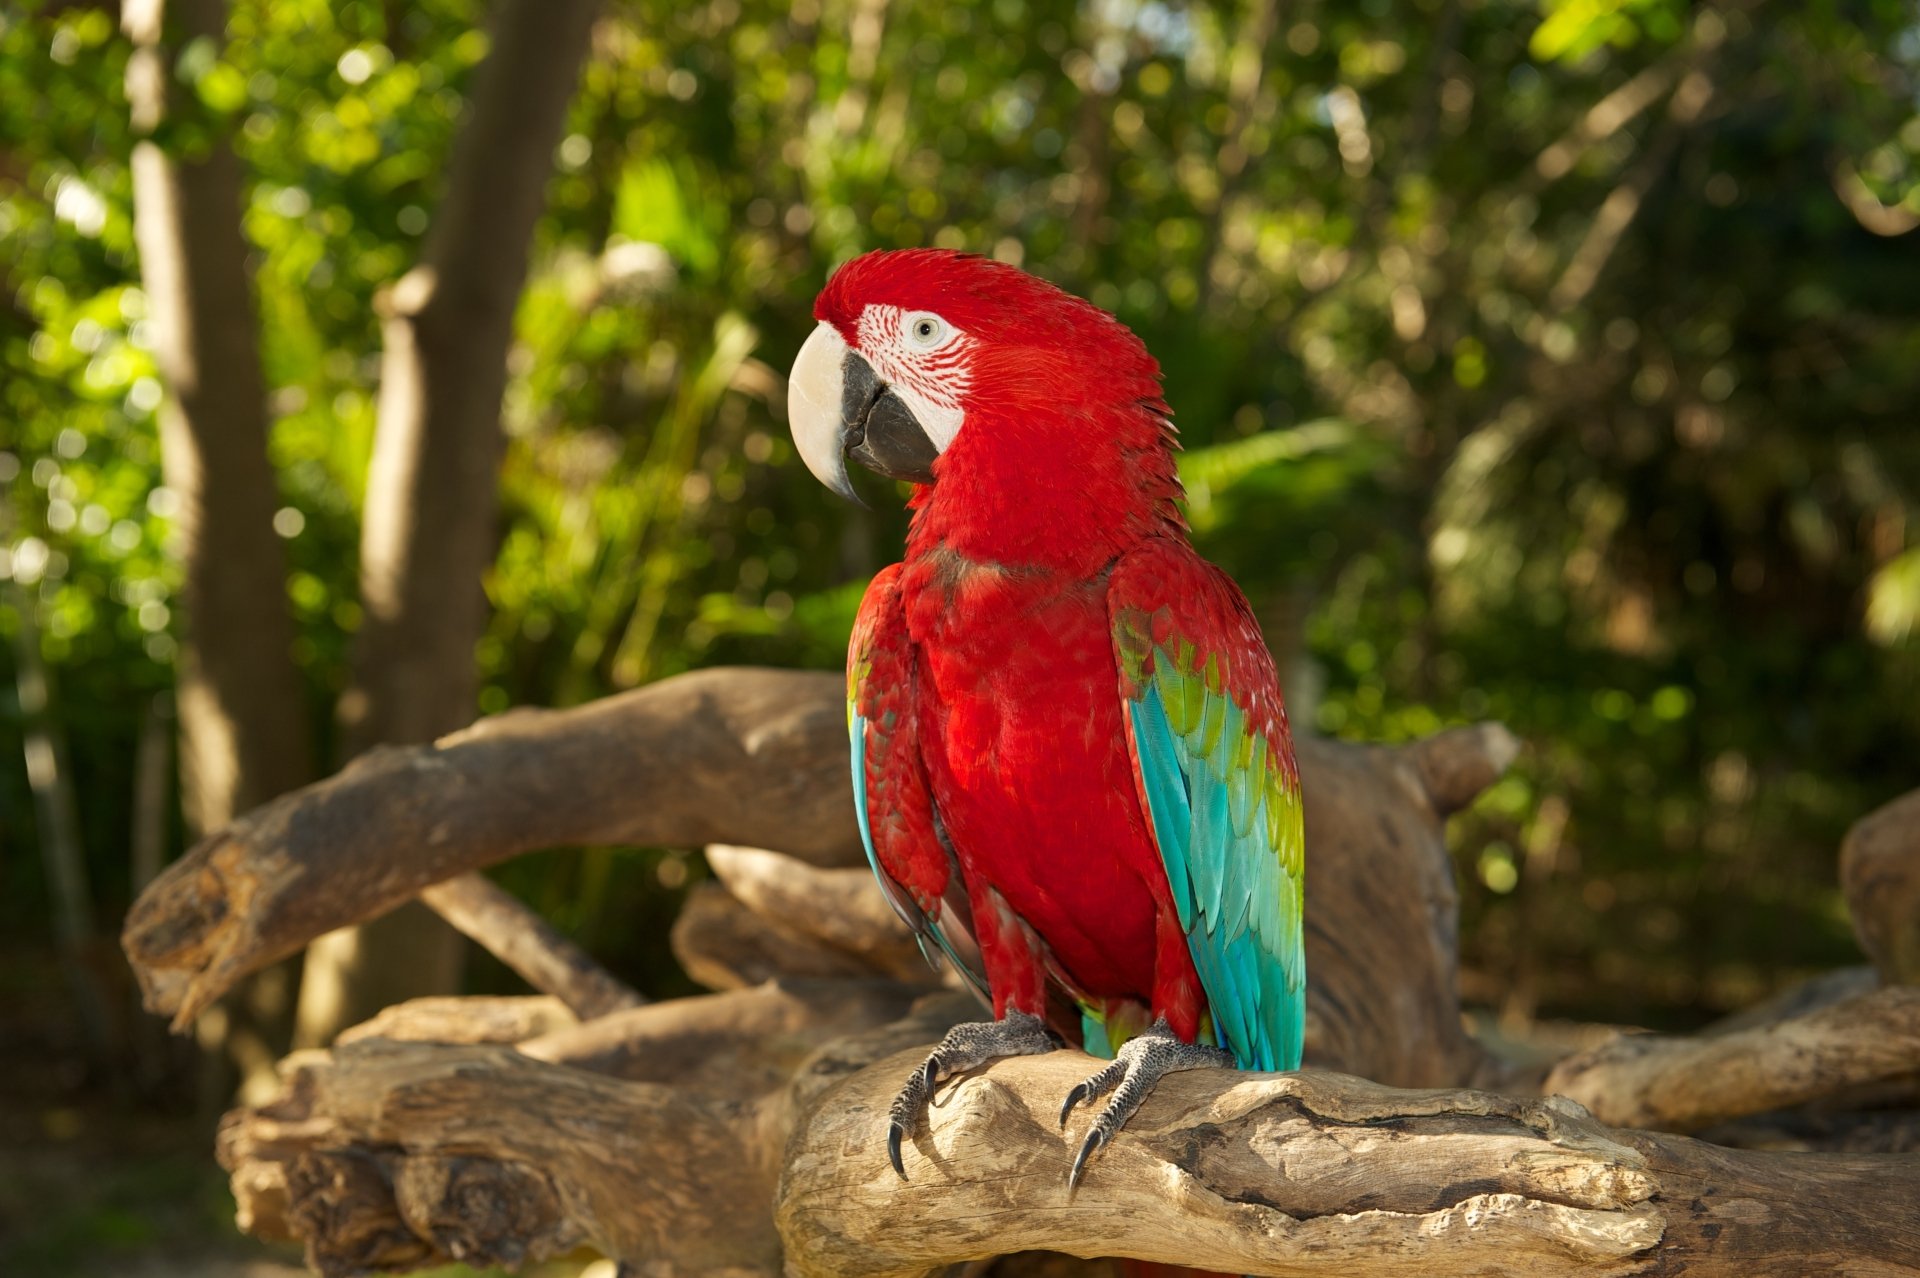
[887,1008,1057,1179]
[1057,1018,1232,1192]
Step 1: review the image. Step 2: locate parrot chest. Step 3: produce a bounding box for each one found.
[900,553,1163,997]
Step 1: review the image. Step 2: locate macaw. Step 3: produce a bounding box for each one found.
[786,248,1305,1189]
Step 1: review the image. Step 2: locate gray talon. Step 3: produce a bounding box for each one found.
[1058,1082,1088,1127]
[1067,1127,1105,1192]
[1058,1018,1232,1191]
[887,1120,907,1178]
[883,1009,1056,1178]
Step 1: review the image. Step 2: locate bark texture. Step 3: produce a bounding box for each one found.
[216,1008,1920,1278]
[124,666,1502,1093]
[297,0,604,1044]
[127,668,858,1029]
[1542,986,1920,1130]
[778,1053,1920,1278]
[118,666,1920,1275]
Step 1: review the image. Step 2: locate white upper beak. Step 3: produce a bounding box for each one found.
[787,321,859,503]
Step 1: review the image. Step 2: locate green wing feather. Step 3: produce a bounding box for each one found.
[1110,561,1306,1072]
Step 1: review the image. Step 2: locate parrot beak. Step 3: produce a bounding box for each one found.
[787,321,940,505]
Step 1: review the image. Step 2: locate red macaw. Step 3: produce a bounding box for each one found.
[786,249,1305,1189]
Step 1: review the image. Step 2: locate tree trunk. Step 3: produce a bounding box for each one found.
[123,0,314,842]
[8,577,117,1070]
[122,0,316,1097]
[296,0,603,1045]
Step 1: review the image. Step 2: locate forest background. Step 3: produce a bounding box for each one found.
[2,0,1917,1271]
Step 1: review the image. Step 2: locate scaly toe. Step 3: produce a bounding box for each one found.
[882,1011,1060,1179]
[1057,1057,1124,1127]
[1059,1019,1232,1190]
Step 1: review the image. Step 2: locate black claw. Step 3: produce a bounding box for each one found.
[884,1015,1059,1178]
[888,1120,908,1179]
[1067,1127,1105,1192]
[1059,1082,1090,1128]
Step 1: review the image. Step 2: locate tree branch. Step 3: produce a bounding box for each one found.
[1541,986,1920,1131]
[217,1022,1920,1278]
[335,994,579,1047]
[220,1039,773,1276]
[778,1049,1920,1277]
[418,874,644,1018]
[122,668,1512,1097]
[123,667,860,1029]
[158,669,1920,1276]
[672,880,934,991]
[700,844,935,982]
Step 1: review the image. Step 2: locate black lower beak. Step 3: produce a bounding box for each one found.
[842,352,939,485]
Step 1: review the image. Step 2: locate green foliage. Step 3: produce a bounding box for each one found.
[3,0,1918,1035]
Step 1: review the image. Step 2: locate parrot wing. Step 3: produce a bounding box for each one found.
[849,564,989,1004]
[1107,540,1306,1071]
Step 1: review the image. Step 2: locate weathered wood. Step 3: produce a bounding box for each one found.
[1541,985,1920,1131]
[418,873,644,1018]
[218,1022,1920,1278]
[219,987,970,1277]
[122,661,1920,1278]
[123,667,859,1029]
[1292,732,1493,1086]
[1699,965,1878,1036]
[120,665,1517,1089]
[672,881,922,990]
[335,995,579,1047]
[1405,722,1521,817]
[517,979,934,1092]
[1841,787,1920,986]
[778,1049,1920,1278]
[219,1040,772,1276]
[705,844,931,979]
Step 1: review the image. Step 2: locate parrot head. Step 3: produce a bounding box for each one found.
[786,250,1178,545]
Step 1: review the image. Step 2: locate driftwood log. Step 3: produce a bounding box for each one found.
[120,666,1920,1275]
[122,669,861,1029]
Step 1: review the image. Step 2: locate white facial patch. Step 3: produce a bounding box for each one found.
[856,303,972,452]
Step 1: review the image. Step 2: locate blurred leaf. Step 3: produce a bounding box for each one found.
[1866,546,1920,646]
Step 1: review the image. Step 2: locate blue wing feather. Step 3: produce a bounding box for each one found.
[850,708,991,1004]
[1129,674,1305,1073]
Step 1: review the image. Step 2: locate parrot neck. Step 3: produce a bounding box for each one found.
[904,402,1184,575]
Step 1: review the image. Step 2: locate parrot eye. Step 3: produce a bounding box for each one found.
[903,312,950,349]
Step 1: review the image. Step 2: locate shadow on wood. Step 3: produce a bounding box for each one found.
[117,666,1920,1276]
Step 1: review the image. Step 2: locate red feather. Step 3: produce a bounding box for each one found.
[836,249,1290,1051]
